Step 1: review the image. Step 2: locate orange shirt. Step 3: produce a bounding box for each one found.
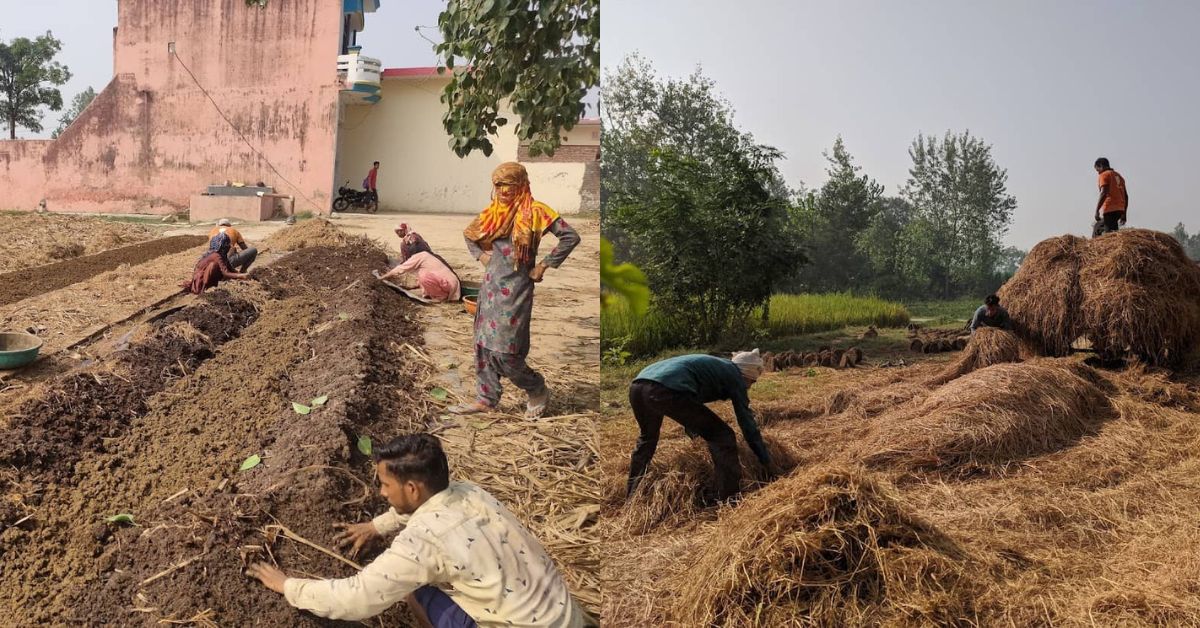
[208,226,246,249]
[1098,169,1127,213]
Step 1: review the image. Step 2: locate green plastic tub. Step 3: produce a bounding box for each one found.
[0,332,43,369]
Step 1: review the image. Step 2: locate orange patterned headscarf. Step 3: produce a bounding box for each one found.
[464,162,559,269]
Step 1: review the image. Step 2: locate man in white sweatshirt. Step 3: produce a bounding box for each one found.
[246,433,591,627]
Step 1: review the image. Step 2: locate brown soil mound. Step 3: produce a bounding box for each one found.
[0,235,207,307]
[261,218,352,252]
[0,242,427,626]
[0,290,258,483]
[859,360,1114,474]
[667,467,977,627]
[928,327,1022,385]
[0,213,157,274]
[601,435,799,535]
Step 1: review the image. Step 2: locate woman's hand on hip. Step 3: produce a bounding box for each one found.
[530,262,548,283]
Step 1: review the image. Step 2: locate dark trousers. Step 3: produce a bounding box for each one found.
[228,247,257,273]
[626,379,740,501]
[1101,210,1125,234]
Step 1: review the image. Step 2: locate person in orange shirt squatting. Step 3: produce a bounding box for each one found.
[1094,157,1129,235]
[208,218,258,272]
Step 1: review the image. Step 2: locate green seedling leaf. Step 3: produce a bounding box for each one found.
[357,435,373,456]
[240,454,262,471]
[311,395,328,407]
[106,513,136,525]
[430,387,449,402]
[806,368,818,378]
[292,402,312,415]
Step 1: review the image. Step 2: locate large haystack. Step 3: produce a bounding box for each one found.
[927,327,1022,385]
[667,466,978,626]
[999,229,1200,366]
[998,235,1086,357]
[1078,229,1200,365]
[601,435,799,535]
[859,360,1113,473]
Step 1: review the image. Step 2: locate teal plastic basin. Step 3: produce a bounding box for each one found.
[0,332,43,369]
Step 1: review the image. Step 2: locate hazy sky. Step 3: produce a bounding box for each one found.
[0,0,445,140]
[0,0,595,139]
[602,0,1200,249]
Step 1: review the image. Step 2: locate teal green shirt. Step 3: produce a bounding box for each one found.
[635,354,770,465]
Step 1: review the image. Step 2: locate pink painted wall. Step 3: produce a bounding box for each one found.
[0,0,344,215]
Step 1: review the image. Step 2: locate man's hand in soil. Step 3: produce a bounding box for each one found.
[529,262,548,283]
[333,521,380,558]
[246,562,288,594]
[479,252,493,268]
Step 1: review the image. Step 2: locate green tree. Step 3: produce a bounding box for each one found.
[603,58,808,346]
[0,32,72,139]
[51,86,95,139]
[899,131,1016,298]
[854,196,917,297]
[796,137,884,292]
[1172,223,1200,260]
[434,0,598,158]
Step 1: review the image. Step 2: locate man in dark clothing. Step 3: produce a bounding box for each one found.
[969,294,1013,332]
[625,349,771,503]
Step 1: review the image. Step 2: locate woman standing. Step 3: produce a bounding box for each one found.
[452,162,580,418]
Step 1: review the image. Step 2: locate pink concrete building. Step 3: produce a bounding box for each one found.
[0,0,382,216]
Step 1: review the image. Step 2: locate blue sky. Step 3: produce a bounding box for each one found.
[602,0,1200,248]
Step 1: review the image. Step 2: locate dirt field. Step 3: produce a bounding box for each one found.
[600,326,1200,626]
[0,213,599,625]
[0,235,206,307]
[0,212,158,273]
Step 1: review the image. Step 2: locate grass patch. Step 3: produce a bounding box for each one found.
[603,293,910,358]
[904,298,978,324]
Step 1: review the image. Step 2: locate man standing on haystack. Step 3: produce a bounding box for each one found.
[624,349,773,504]
[1094,157,1129,235]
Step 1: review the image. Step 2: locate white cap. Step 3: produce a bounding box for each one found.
[732,348,764,381]
[216,218,232,226]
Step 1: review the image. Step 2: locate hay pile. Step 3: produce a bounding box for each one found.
[1078,230,1200,364]
[928,327,1022,385]
[666,466,978,626]
[1000,229,1200,365]
[261,218,351,252]
[858,360,1113,474]
[602,435,799,535]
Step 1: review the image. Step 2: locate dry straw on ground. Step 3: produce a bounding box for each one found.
[927,327,1022,385]
[601,435,799,535]
[666,466,979,627]
[858,359,1114,474]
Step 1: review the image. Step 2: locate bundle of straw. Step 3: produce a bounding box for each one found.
[667,466,978,626]
[928,327,1022,385]
[998,235,1087,357]
[860,360,1113,473]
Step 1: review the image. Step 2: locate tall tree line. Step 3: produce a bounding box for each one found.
[792,132,1020,299]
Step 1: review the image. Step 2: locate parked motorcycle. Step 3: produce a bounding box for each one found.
[332,181,378,213]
